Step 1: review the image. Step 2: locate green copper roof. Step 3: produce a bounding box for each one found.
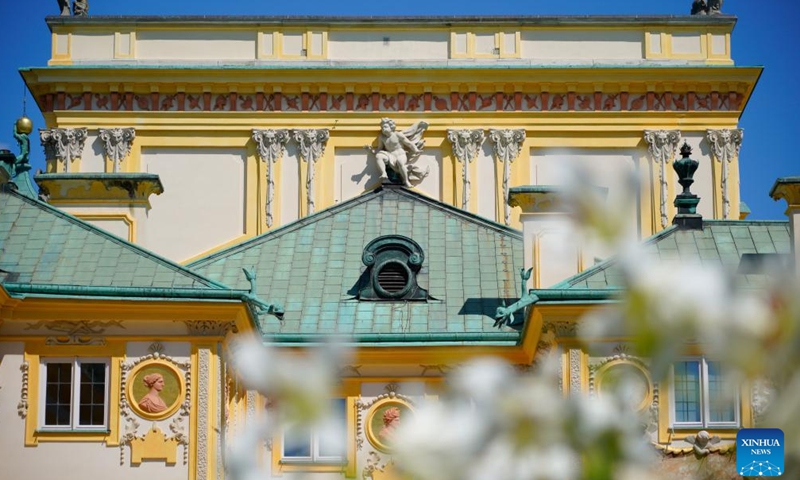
[0,188,222,290]
[551,220,792,291]
[191,187,524,343]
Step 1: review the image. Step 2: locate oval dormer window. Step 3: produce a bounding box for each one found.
[359,235,429,301]
[375,260,412,297]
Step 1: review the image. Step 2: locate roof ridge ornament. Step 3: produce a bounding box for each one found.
[672,142,703,230]
[691,0,723,16]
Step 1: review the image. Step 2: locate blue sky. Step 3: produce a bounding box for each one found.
[0,1,797,220]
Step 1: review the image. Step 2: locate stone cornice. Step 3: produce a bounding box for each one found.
[45,15,738,29]
[770,177,800,210]
[35,172,164,206]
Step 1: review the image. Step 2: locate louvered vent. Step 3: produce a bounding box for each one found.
[377,263,409,294]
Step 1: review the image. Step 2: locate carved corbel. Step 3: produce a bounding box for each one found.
[488,129,526,225]
[291,129,329,214]
[707,129,743,219]
[98,128,136,173]
[39,127,88,173]
[252,129,290,227]
[644,130,681,228]
[447,129,485,209]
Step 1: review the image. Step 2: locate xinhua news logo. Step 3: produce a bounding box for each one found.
[737,428,784,477]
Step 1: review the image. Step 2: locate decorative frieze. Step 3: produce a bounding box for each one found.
[292,129,330,214]
[644,130,682,228]
[39,89,746,113]
[489,128,526,225]
[98,128,136,173]
[252,129,290,227]
[39,127,87,172]
[707,129,743,218]
[447,129,485,209]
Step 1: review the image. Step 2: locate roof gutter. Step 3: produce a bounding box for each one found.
[267,332,520,344]
[529,289,624,302]
[1,282,284,319]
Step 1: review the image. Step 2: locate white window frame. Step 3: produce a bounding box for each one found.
[39,357,110,431]
[280,399,346,464]
[669,357,739,429]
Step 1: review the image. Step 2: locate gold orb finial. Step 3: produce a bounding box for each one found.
[15,116,33,134]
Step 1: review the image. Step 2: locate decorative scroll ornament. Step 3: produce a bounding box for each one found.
[39,127,88,172]
[17,361,29,418]
[292,129,329,214]
[182,320,238,336]
[488,129,526,225]
[706,129,743,219]
[644,130,681,228]
[447,129,485,209]
[252,129,290,227]
[23,319,124,345]
[98,128,135,173]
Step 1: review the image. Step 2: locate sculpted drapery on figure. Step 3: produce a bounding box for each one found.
[365,118,430,188]
[58,0,88,16]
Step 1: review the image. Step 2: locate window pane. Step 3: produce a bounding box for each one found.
[707,361,736,423]
[283,424,312,458]
[674,361,701,423]
[78,363,106,426]
[44,363,72,426]
[317,399,346,458]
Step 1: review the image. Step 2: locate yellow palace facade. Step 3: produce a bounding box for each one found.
[1,11,798,480]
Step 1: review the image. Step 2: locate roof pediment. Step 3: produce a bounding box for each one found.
[191,186,524,343]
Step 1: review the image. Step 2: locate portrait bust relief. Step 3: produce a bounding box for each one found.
[127,360,185,420]
[365,398,414,453]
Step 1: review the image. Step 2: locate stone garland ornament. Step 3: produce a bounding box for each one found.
[17,361,29,418]
[568,349,584,396]
[119,351,191,465]
[252,129,290,227]
[292,129,330,214]
[706,129,743,219]
[196,348,210,480]
[447,129,485,209]
[98,128,135,173]
[365,118,430,188]
[488,129,526,225]
[644,130,682,228]
[39,127,88,173]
